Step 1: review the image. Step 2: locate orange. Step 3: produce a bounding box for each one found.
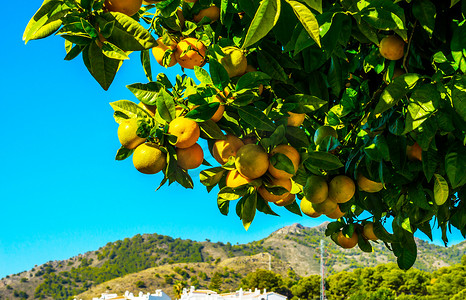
[313,198,338,215]
[300,198,322,218]
[152,37,177,67]
[287,112,306,127]
[117,119,146,149]
[193,6,220,23]
[242,137,257,145]
[142,0,162,4]
[220,46,247,78]
[211,96,225,122]
[211,134,244,165]
[176,143,204,170]
[379,35,405,61]
[303,175,328,204]
[314,125,338,146]
[168,117,200,149]
[337,231,358,249]
[325,205,345,219]
[235,144,269,179]
[258,178,292,203]
[132,143,167,174]
[363,222,378,241]
[406,142,422,161]
[328,175,355,203]
[175,38,206,69]
[357,173,383,193]
[225,169,252,188]
[274,193,295,207]
[105,0,142,16]
[268,144,300,179]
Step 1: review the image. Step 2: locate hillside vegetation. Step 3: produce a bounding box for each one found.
[0,223,464,299]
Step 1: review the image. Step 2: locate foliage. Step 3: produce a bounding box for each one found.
[24,0,466,270]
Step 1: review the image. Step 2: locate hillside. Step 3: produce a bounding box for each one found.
[0,223,464,300]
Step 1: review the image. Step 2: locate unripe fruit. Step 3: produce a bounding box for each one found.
[220,47,248,78]
[118,119,146,149]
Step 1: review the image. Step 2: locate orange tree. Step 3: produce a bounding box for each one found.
[25,0,466,269]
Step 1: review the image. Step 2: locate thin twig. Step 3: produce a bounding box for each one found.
[403,21,417,73]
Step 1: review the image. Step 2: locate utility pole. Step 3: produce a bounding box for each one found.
[320,239,326,300]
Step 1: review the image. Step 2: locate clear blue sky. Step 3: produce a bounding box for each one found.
[0,1,463,279]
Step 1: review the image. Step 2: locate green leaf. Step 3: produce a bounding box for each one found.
[199,120,226,140]
[257,49,288,82]
[452,76,466,122]
[285,94,327,113]
[325,221,344,236]
[451,0,461,8]
[23,0,66,43]
[218,186,248,201]
[445,144,466,189]
[127,82,165,105]
[451,22,466,73]
[433,174,449,206]
[140,49,153,82]
[185,102,220,122]
[373,222,394,243]
[83,42,122,90]
[156,89,176,123]
[270,153,295,175]
[218,198,230,215]
[285,126,310,148]
[394,244,417,270]
[284,200,302,216]
[209,60,230,90]
[237,106,276,131]
[256,195,280,216]
[412,0,436,37]
[373,73,421,116]
[408,183,430,210]
[285,0,321,47]
[242,190,258,230]
[359,0,406,31]
[242,0,281,49]
[110,100,150,119]
[358,233,373,253]
[194,66,213,85]
[403,84,438,133]
[96,12,157,51]
[356,20,379,45]
[236,72,271,91]
[115,147,134,161]
[174,167,194,189]
[200,167,225,188]
[303,0,322,14]
[101,41,130,60]
[422,147,438,182]
[304,151,344,170]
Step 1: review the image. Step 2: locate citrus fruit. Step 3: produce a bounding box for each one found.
[211,134,244,165]
[328,175,355,203]
[242,136,257,145]
[152,37,177,67]
[258,178,292,203]
[211,96,225,122]
[314,125,338,146]
[225,169,252,188]
[303,175,328,204]
[117,119,146,149]
[379,35,405,61]
[104,0,142,16]
[274,193,295,207]
[300,198,322,218]
[268,144,300,179]
[133,143,167,174]
[325,205,345,219]
[357,173,383,193]
[220,46,247,78]
[193,6,220,23]
[168,117,200,149]
[337,230,358,249]
[363,222,378,241]
[138,102,156,116]
[406,142,422,161]
[175,38,206,69]
[176,143,204,170]
[142,0,162,4]
[287,112,306,127]
[235,144,269,179]
[313,198,338,215]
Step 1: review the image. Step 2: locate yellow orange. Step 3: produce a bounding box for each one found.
[379,35,405,61]
[258,178,292,203]
[313,198,338,215]
[225,169,252,188]
[212,134,244,165]
[175,38,206,69]
[300,198,322,218]
[168,117,200,149]
[303,175,328,204]
[274,193,295,207]
[220,46,247,78]
[117,119,146,149]
[152,37,177,67]
[337,231,358,249]
[211,96,225,122]
[363,222,378,241]
[328,175,355,203]
[325,205,345,219]
[287,112,306,127]
[105,0,142,16]
[176,143,204,170]
[132,143,167,174]
[357,173,383,193]
[235,144,269,179]
[193,6,220,23]
[268,144,300,179]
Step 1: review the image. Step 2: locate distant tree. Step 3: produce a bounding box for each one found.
[240,269,283,292]
[209,272,223,293]
[290,275,320,300]
[173,281,185,299]
[135,280,146,288]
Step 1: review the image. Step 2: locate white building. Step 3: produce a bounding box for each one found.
[88,289,171,300]
[180,286,287,300]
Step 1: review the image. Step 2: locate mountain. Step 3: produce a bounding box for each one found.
[0,223,464,300]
